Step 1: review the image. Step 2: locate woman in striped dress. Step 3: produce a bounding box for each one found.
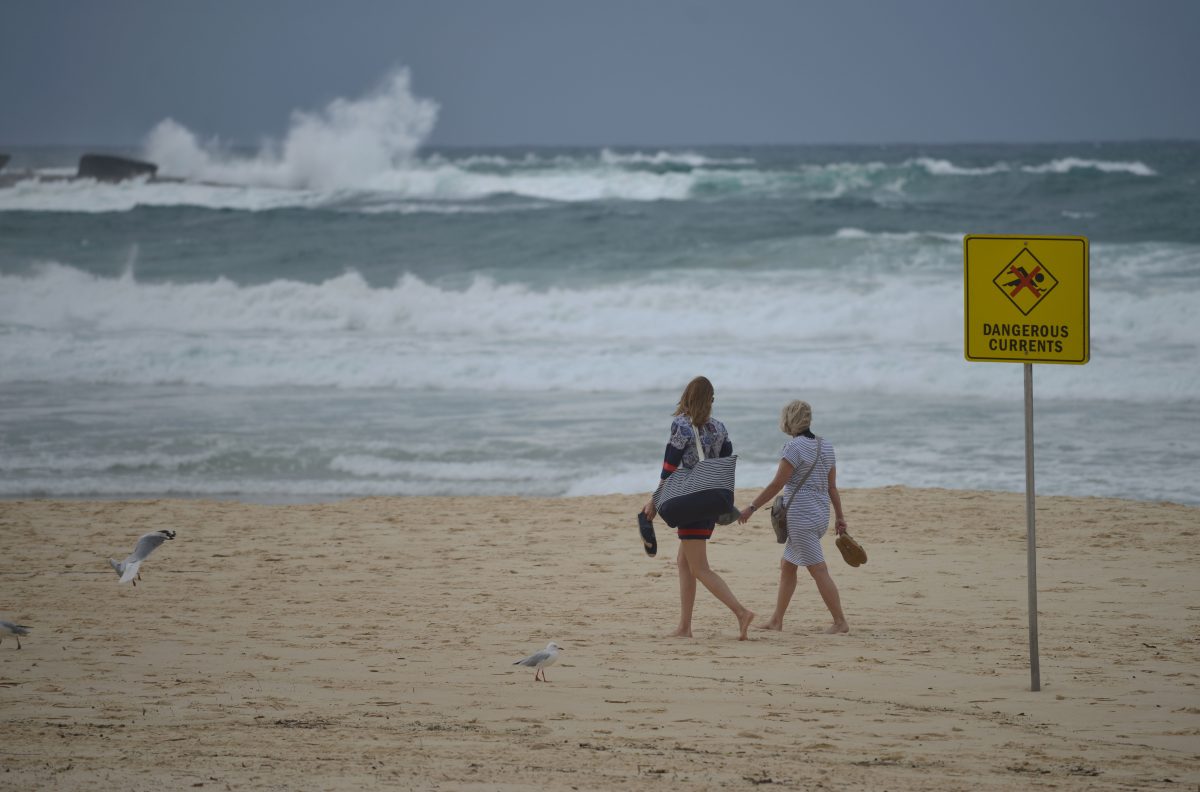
[738,400,850,634]
[643,376,755,640]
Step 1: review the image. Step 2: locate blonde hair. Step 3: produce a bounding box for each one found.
[674,376,714,427]
[779,399,813,436]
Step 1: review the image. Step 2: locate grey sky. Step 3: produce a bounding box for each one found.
[2,0,1197,147]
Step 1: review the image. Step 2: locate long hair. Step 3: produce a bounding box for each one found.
[674,376,714,427]
[779,399,813,436]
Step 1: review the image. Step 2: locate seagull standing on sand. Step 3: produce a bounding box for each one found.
[1,620,31,650]
[513,641,562,682]
[109,529,176,586]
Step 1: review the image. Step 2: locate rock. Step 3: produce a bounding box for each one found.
[77,153,157,182]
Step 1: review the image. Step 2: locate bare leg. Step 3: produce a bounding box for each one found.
[758,558,799,631]
[667,543,696,637]
[680,541,755,640]
[807,562,849,633]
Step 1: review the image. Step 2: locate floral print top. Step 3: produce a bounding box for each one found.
[660,415,733,479]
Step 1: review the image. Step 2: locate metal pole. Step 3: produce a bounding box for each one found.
[1024,363,1041,692]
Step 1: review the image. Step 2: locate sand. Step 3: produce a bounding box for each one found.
[0,487,1197,790]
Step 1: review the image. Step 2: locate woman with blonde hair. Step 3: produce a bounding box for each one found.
[738,399,849,634]
[643,376,755,640]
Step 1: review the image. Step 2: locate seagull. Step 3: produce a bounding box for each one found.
[513,641,562,682]
[0,620,30,650]
[109,529,176,586]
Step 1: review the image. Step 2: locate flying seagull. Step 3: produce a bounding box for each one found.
[0,620,31,650]
[513,641,562,682]
[109,529,176,585]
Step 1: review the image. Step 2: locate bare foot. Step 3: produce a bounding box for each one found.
[666,628,693,638]
[755,620,783,632]
[737,610,756,640]
[824,620,849,634]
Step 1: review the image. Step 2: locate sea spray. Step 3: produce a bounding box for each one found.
[143,68,439,190]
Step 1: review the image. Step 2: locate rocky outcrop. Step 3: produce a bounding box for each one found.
[0,153,9,172]
[77,153,158,182]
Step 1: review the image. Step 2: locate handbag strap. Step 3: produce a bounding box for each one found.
[781,436,823,512]
[653,422,707,500]
[691,423,705,461]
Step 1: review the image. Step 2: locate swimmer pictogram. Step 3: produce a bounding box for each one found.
[992,248,1058,315]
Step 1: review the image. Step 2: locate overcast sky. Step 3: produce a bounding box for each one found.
[2,0,1198,147]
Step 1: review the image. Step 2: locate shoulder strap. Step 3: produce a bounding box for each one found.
[691,424,706,460]
[782,437,822,512]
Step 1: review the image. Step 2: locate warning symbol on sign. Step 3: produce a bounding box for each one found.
[992,248,1058,316]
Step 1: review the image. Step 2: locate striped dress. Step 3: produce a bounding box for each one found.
[780,435,836,567]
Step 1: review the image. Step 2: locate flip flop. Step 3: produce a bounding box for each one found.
[637,512,657,557]
[836,533,867,567]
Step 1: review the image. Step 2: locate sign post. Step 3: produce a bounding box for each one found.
[1023,362,1039,690]
[964,234,1089,692]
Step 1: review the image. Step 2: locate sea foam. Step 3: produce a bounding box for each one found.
[0,142,1162,214]
[1021,157,1157,176]
[1,247,1196,402]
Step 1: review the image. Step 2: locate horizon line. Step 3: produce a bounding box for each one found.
[2,136,1199,151]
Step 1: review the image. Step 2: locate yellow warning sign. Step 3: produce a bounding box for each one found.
[964,235,1089,364]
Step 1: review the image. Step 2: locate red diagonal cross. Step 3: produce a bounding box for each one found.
[1008,265,1043,298]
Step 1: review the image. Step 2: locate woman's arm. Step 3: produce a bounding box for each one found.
[828,465,847,534]
[737,458,795,524]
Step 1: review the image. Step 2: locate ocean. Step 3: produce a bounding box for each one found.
[2,79,1198,506]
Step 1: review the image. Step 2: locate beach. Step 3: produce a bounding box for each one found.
[4,18,1200,791]
[1,487,1196,791]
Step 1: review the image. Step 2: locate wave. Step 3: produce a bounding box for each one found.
[144,68,438,190]
[329,454,563,483]
[0,445,229,474]
[1021,157,1157,176]
[0,472,566,499]
[133,69,729,204]
[598,148,756,168]
[1,253,1196,401]
[833,227,964,243]
[0,177,328,213]
[911,157,1010,176]
[0,166,703,212]
[422,149,755,170]
[0,83,1164,216]
[908,156,1156,177]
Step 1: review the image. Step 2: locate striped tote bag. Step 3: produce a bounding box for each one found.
[653,425,737,528]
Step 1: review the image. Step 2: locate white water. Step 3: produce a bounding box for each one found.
[0,69,1191,504]
[1,242,1196,402]
[0,154,1159,213]
[0,66,1161,217]
[144,68,437,191]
